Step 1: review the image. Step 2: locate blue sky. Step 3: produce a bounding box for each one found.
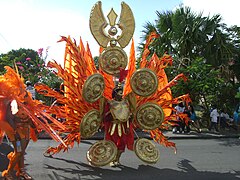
[0,0,239,65]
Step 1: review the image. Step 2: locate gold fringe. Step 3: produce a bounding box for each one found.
[110,123,116,136]
[127,120,129,128]
[118,124,122,137]
[122,123,126,134]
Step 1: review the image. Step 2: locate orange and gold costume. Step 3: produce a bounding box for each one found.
[35,34,191,163]
[0,66,66,179]
[34,1,192,166]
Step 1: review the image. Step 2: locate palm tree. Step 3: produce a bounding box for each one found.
[138,5,240,114]
[139,6,237,68]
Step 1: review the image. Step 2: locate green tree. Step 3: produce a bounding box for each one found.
[0,48,44,83]
[0,48,62,103]
[139,5,240,115]
[171,58,224,106]
[139,6,236,67]
[169,58,226,126]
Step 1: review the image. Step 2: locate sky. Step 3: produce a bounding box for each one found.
[0,0,239,66]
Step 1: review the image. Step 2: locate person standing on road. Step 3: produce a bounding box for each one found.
[0,91,37,180]
[209,105,219,132]
[101,83,135,167]
[0,67,66,179]
[220,108,233,130]
[233,104,240,126]
[186,104,201,133]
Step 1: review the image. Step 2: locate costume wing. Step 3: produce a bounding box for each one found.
[117,2,135,48]
[36,36,103,154]
[89,1,111,48]
[0,66,66,146]
[129,32,191,149]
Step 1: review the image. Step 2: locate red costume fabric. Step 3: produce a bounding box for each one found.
[103,102,134,151]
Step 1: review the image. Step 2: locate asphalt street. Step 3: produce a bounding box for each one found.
[1,136,240,180]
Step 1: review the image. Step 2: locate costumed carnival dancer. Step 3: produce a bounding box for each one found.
[0,66,66,179]
[36,1,192,167]
[100,79,136,167]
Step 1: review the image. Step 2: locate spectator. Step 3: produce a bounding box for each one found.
[209,105,219,132]
[26,81,36,100]
[172,102,185,133]
[220,108,233,130]
[233,103,240,130]
[186,104,201,133]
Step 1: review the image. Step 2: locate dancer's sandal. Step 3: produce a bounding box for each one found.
[3,173,14,180]
[19,169,33,180]
[109,161,121,167]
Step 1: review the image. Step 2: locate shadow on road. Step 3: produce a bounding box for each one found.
[43,156,240,180]
[216,138,240,147]
[0,143,13,172]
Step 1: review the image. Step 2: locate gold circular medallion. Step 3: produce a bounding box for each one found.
[82,73,105,103]
[130,68,158,97]
[136,103,164,130]
[99,46,128,75]
[87,140,117,167]
[134,138,160,164]
[80,109,102,139]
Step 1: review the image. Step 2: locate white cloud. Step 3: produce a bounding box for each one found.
[2,0,239,67]
[0,0,95,65]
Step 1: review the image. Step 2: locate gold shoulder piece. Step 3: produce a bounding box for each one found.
[117,2,135,48]
[89,1,111,48]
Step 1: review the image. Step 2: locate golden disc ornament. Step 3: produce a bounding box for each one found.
[130,68,158,97]
[136,103,164,130]
[87,140,117,167]
[80,109,101,139]
[82,73,105,103]
[134,138,160,164]
[99,46,128,75]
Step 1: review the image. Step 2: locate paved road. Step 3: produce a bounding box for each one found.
[1,138,240,180]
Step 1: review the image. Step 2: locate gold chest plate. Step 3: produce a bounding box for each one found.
[109,99,130,123]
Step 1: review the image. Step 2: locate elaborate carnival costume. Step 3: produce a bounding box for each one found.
[0,67,66,179]
[101,83,135,166]
[36,1,191,166]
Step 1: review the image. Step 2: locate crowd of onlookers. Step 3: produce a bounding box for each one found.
[209,103,240,132]
[26,80,240,134]
[172,102,240,134]
[172,102,202,134]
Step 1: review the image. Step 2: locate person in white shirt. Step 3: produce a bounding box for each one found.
[209,105,219,132]
[172,102,185,133]
[220,109,233,130]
